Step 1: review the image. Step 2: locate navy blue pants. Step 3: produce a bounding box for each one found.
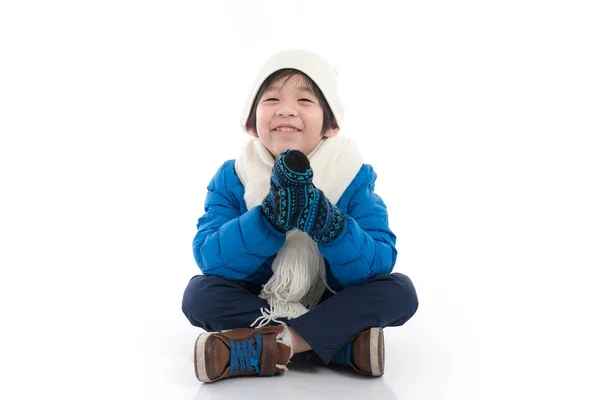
[182,273,419,364]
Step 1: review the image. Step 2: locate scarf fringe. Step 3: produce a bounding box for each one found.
[250,232,339,328]
[265,232,323,300]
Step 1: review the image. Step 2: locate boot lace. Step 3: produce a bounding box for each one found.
[229,333,262,374]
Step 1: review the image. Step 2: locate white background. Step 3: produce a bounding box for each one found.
[1,1,599,399]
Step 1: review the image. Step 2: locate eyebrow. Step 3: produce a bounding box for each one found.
[265,85,315,94]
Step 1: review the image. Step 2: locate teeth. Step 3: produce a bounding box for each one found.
[276,127,297,131]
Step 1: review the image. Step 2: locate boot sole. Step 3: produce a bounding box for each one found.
[194,332,212,382]
[370,327,384,376]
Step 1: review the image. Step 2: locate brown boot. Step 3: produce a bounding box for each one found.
[194,324,293,383]
[330,327,385,377]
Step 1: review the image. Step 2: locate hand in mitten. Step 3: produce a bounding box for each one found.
[261,149,314,232]
[270,149,346,242]
[295,184,346,243]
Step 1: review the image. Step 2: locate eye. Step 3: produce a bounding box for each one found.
[299,98,313,103]
[264,98,279,102]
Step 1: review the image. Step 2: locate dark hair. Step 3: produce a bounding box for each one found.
[245,69,338,136]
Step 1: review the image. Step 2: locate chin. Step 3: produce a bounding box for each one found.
[274,144,298,154]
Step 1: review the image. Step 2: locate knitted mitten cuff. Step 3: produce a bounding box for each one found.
[309,205,345,243]
[261,193,287,233]
[296,187,346,243]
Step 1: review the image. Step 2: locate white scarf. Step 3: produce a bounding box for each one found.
[234,135,364,328]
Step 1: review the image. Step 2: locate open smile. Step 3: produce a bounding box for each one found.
[273,127,301,134]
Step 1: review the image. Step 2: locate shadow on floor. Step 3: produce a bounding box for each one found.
[194,353,398,400]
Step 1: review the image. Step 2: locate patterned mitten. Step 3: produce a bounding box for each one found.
[261,149,314,232]
[295,185,346,243]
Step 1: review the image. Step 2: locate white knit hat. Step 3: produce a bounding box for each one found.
[239,49,344,134]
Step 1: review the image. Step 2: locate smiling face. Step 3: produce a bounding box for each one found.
[251,74,339,158]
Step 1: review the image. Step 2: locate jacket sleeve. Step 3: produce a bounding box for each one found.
[317,165,397,287]
[192,161,286,280]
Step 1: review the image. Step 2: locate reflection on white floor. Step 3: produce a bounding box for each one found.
[144,302,480,400]
[194,356,399,400]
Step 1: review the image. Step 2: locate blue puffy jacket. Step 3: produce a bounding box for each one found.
[192,160,397,292]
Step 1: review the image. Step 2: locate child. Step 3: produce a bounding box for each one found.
[182,49,419,383]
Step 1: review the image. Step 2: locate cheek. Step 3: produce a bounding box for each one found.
[255,109,269,131]
[256,104,273,119]
[304,109,323,124]
[255,109,265,124]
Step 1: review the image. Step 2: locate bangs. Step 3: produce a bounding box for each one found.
[263,70,318,97]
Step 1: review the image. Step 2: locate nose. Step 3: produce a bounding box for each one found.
[276,100,298,117]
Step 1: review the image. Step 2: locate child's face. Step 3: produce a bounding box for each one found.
[253,74,339,158]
